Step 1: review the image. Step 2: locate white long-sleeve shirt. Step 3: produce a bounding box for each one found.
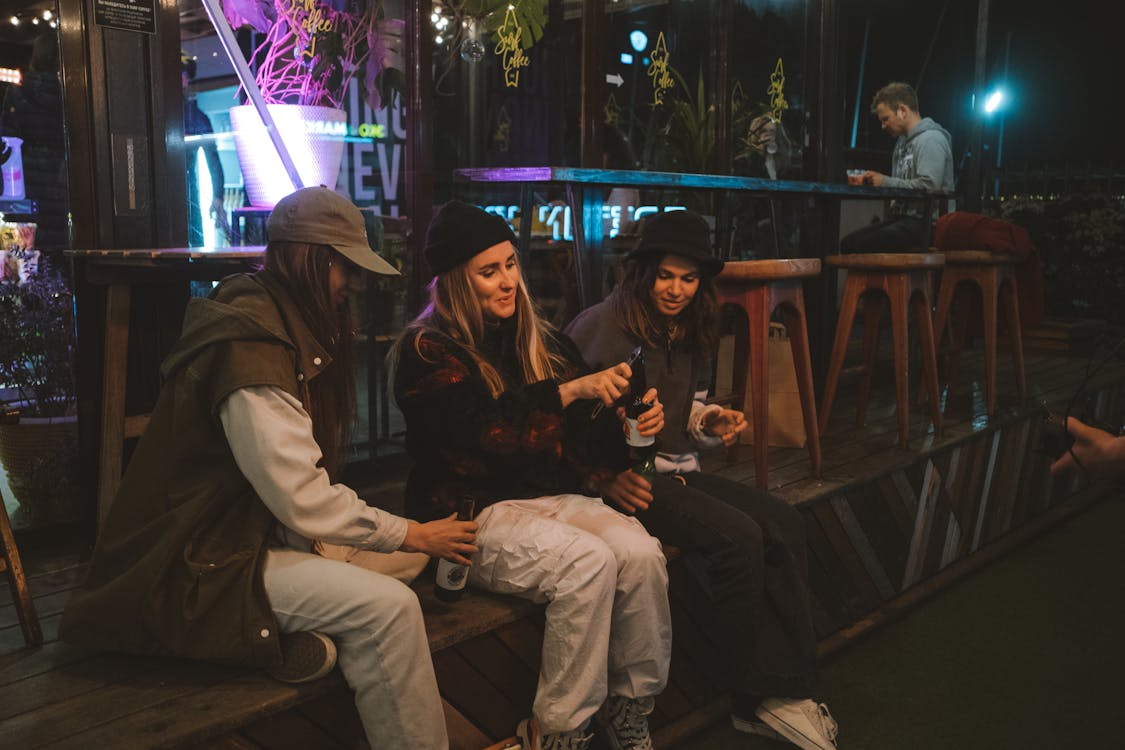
[219,385,409,553]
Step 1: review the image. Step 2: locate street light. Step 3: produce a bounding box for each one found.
[984,88,1005,115]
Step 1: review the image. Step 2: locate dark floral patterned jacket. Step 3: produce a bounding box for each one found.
[394,318,629,521]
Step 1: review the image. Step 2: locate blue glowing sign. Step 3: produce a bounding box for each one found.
[484,203,684,241]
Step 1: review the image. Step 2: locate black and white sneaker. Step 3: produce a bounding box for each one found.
[597,695,655,750]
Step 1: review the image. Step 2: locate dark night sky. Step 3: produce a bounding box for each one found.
[845,0,1125,169]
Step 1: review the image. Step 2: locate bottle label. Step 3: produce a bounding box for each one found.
[625,417,655,447]
[436,558,469,591]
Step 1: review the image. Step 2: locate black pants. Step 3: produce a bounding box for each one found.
[641,472,818,700]
[840,215,928,252]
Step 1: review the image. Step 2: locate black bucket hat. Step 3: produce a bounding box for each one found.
[627,210,724,275]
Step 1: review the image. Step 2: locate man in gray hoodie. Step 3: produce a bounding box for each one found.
[842,81,954,251]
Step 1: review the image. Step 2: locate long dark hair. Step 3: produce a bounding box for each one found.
[612,252,722,354]
[263,241,355,480]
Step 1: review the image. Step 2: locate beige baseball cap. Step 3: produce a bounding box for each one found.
[267,186,399,276]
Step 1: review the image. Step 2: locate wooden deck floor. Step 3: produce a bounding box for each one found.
[2,348,1122,749]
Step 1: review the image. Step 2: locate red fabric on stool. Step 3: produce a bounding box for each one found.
[934,212,1045,327]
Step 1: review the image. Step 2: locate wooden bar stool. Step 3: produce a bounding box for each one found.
[929,250,1026,416]
[0,489,42,646]
[716,259,822,489]
[820,253,944,448]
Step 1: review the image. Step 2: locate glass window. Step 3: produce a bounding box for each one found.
[179,0,412,459]
[1,6,76,530]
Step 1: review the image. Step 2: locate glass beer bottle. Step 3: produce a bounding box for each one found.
[434,494,475,603]
[624,348,657,479]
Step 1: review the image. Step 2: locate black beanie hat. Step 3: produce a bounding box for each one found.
[424,201,518,275]
[628,210,724,275]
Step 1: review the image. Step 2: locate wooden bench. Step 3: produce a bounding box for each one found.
[0,544,721,750]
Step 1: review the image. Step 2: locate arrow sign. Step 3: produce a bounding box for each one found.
[606,73,624,87]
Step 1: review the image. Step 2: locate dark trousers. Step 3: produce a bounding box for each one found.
[840,215,928,252]
[641,472,818,700]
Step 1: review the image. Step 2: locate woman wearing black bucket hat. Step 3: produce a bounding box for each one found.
[566,209,839,750]
[61,187,476,749]
[392,200,672,750]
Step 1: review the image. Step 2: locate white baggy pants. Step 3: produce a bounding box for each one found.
[468,494,673,735]
[262,547,448,749]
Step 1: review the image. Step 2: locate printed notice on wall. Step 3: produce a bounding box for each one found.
[94,0,156,35]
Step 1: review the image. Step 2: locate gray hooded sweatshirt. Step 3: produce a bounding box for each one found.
[882,116,954,218]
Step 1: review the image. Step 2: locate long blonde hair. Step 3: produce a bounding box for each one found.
[396,252,569,396]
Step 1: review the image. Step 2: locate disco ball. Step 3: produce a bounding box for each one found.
[460,38,486,63]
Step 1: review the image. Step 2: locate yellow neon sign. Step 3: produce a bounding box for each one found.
[768,57,788,122]
[496,6,530,88]
[279,0,337,59]
[647,32,674,106]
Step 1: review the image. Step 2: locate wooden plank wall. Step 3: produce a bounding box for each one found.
[798,379,1125,639]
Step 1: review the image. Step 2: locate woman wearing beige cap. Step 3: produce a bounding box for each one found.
[61,187,472,749]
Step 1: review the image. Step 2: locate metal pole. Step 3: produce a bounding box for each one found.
[966,0,990,212]
[199,0,304,194]
[994,31,1012,198]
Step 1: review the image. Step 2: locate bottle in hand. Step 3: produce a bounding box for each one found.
[435,495,475,603]
[624,348,657,479]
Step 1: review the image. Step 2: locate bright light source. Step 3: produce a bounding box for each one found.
[629,30,648,53]
[984,89,1004,114]
[8,15,17,25]
[42,9,52,19]
[620,52,633,65]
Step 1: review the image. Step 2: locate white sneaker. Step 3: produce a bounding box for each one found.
[730,713,784,741]
[754,698,839,750]
[516,718,593,750]
[597,695,655,750]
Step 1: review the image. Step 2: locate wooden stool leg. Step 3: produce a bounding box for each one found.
[912,278,943,437]
[857,293,886,428]
[888,275,912,447]
[720,296,751,465]
[947,285,973,399]
[1001,273,1027,406]
[782,299,822,479]
[981,269,1000,417]
[747,287,771,490]
[920,267,958,404]
[98,282,131,530]
[0,492,42,646]
[820,272,864,434]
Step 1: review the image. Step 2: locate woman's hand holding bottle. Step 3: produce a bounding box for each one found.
[401,514,479,566]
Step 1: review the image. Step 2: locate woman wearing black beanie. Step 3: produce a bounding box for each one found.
[393,201,672,750]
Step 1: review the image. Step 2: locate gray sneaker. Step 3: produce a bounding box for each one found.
[516,718,593,750]
[267,631,337,684]
[597,695,655,750]
[755,698,839,750]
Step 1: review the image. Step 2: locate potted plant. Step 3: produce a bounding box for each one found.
[217,0,405,206]
[0,255,79,526]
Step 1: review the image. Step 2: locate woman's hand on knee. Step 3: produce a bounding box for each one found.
[400,514,479,566]
[599,470,654,514]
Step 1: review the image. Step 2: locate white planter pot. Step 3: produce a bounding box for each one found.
[229,104,348,208]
